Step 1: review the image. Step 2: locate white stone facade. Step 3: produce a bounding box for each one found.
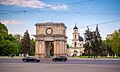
[67,25,84,57]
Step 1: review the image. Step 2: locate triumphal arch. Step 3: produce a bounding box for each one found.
[35,22,67,58]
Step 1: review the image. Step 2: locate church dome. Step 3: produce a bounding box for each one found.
[73,25,78,29]
[79,36,83,41]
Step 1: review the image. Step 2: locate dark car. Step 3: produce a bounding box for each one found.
[52,56,67,62]
[22,57,40,62]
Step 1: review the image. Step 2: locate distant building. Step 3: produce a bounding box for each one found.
[106,34,112,40]
[67,25,85,56]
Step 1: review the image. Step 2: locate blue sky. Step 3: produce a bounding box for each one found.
[0,0,120,44]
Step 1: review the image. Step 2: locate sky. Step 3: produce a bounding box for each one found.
[0,0,120,44]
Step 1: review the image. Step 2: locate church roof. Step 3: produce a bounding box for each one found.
[79,36,83,41]
[73,25,78,29]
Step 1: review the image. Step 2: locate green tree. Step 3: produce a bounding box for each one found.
[20,30,31,55]
[30,38,35,55]
[84,25,103,59]
[66,43,72,48]
[105,29,120,56]
[84,27,93,57]
[13,34,22,55]
[0,22,20,56]
[112,29,120,56]
[0,22,8,37]
[0,37,18,56]
[102,39,114,56]
[14,34,22,42]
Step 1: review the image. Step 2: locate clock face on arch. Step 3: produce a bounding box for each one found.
[46,28,53,35]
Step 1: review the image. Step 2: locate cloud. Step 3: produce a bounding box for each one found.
[0,0,68,10]
[0,20,25,25]
[49,5,67,10]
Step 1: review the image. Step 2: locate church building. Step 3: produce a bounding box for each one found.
[68,25,85,56]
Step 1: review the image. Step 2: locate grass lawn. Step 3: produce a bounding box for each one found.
[0,56,35,59]
[69,56,120,58]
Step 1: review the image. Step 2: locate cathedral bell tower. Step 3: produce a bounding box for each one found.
[69,24,84,57]
[72,25,80,47]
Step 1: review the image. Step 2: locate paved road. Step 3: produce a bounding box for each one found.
[0,58,120,64]
[0,58,120,72]
[0,63,120,72]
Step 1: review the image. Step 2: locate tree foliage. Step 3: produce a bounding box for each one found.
[66,43,72,48]
[84,25,103,58]
[30,38,35,55]
[0,22,8,37]
[0,23,19,56]
[20,30,31,55]
[105,28,120,56]
[0,23,35,56]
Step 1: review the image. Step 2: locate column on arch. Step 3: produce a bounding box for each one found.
[54,41,57,56]
[54,40,60,56]
[42,41,45,58]
[61,41,64,55]
[64,41,67,55]
[37,40,45,58]
[59,40,66,55]
[35,40,39,58]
